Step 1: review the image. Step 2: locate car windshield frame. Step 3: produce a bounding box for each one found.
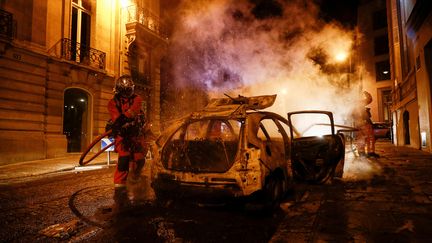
[161,117,244,173]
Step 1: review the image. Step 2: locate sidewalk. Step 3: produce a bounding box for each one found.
[0,152,116,184]
[271,140,432,242]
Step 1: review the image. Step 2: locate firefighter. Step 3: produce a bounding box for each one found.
[108,75,147,208]
[354,91,379,158]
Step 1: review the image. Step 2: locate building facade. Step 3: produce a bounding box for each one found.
[0,0,167,164]
[357,0,393,124]
[387,0,432,151]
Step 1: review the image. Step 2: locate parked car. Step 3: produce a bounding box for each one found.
[150,95,345,204]
[373,122,391,139]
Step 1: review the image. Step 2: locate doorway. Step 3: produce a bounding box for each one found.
[403,110,410,145]
[425,40,432,115]
[63,88,90,152]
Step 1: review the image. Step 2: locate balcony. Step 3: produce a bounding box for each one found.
[49,38,106,70]
[125,5,168,39]
[0,9,14,40]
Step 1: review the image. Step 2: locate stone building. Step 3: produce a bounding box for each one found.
[387,0,432,150]
[357,0,393,124]
[0,0,167,164]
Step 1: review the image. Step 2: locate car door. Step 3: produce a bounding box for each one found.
[256,117,288,169]
[287,111,345,184]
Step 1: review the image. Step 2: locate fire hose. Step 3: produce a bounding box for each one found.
[79,130,115,166]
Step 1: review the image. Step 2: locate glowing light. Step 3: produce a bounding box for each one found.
[382,70,389,74]
[281,89,287,95]
[421,132,427,147]
[120,0,131,8]
[71,106,75,109]
[335,52,348,62]
[79,98,85,102]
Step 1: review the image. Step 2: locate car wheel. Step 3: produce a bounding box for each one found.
[264,175,284,204]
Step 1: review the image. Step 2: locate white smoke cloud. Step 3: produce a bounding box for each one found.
[168,0,362,124]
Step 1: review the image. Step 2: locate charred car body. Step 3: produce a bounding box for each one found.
[150,95,345,203]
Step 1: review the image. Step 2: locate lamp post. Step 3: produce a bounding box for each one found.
[334,51,351,88]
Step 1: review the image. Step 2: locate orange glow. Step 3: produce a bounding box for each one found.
[335,52,348,62]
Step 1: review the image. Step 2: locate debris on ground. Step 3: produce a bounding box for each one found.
[395,220,415,233]
[39,219,82,239]
[150,217,180,242]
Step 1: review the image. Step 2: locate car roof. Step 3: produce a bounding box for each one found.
[189,94,277,119]
[156,95,284,146]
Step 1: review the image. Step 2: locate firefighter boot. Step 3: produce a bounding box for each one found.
[113,186,130,213]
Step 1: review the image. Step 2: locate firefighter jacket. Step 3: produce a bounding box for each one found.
[108,94,145,138]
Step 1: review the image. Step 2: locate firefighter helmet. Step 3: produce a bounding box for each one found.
[363,91,372,105]
[114,75,135,97]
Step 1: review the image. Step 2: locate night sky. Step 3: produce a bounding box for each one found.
[161,0,360,27]
[316,0,360,27]
[247,0,360,26]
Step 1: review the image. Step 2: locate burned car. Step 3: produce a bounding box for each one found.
[150,95,345,204]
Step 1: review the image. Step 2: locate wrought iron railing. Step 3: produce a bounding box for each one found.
[125,5,168,39]
[49,38,106,70]
[0,9,14,40]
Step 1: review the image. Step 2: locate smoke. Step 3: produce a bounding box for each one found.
[165,0,362,123]
[343,152,382,181]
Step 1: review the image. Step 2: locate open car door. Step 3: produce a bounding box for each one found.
[287,111,345,184]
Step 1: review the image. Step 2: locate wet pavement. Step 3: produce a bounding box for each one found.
[1,141,432,242]
[0,152,114,184]
[271,140,432,242]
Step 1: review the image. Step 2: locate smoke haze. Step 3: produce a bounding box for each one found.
[160,0,383,182]
[166,0,362,123]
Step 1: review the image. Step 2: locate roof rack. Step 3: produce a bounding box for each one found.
[206,94,277,110]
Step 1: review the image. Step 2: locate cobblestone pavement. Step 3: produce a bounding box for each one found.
[271,141,432,242]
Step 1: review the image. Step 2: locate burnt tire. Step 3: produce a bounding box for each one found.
[263,174,285,209]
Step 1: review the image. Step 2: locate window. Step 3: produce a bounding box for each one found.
[372,9,387,30]
[130,46,151,85]
[375,60,391,81]
[374,35,389,56]
[161,119,241,172]
[71,0,91,63]
[381,90,392,122]
[257,118,286,157]
[258,119,284,142]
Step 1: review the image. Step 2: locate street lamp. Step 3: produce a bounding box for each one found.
[335,52,348,63]
[334,51,351,88]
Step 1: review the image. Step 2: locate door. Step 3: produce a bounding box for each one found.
[287,110,345,183]
[256,118,287,168]
[403,110,410,145]
[63,88,90,152]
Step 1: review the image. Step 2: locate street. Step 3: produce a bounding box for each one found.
[0,164,284,242]
[0,141,431,242]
